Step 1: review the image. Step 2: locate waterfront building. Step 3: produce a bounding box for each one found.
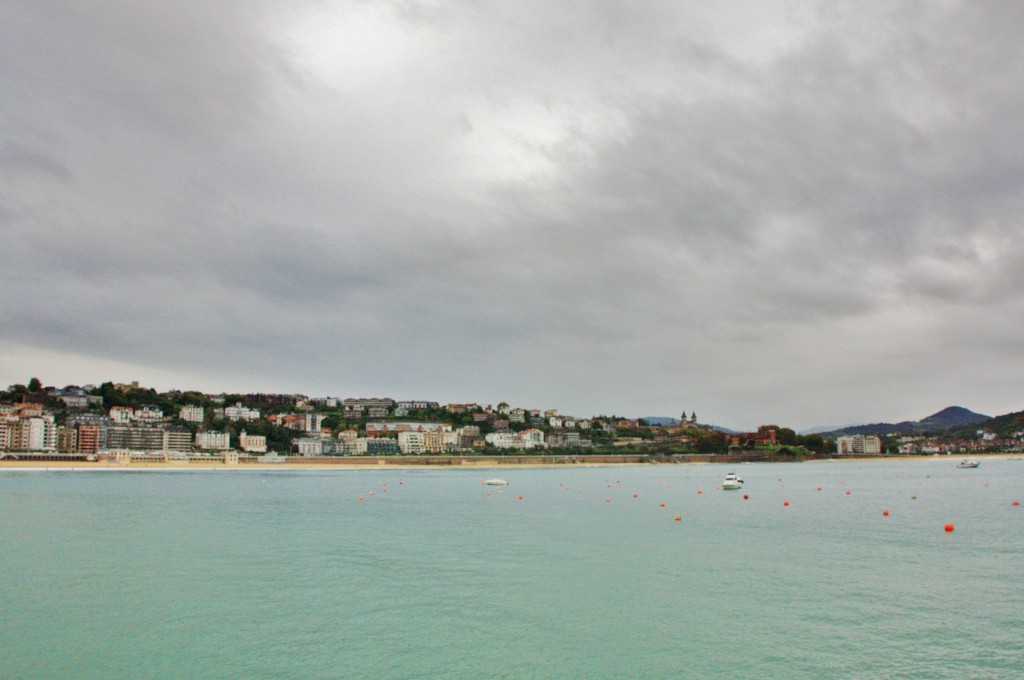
[195,430,231,451]
[836,435,882,455]
[398,431,426,454]
[75,425,100,454]
[239,431,268,453]
[163,429,193,453]
[57,426,78,453]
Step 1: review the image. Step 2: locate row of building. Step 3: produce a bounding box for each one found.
[0,409,267,454]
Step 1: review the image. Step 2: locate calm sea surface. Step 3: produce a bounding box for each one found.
[2,459,1022,679]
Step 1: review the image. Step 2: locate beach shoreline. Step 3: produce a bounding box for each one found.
[1,452,1020,472]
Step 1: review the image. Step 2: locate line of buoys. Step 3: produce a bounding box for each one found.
[944,523,955,532]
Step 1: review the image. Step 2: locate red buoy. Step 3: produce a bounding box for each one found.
[633,493,638,499]
[743,494,748,500]
[605,499,612,503]
[697,490,702,495]
[816,486,822,491]
[845,491,852,496]
[882,509,890,517]
[517,495,523,501]
[358,496,364,502]
[1012,501,1020,506]
[783,501,790,507]
[660,503,666,508]
[944,523,955,532]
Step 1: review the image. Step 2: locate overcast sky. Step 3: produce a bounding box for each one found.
[2,1,1023,430]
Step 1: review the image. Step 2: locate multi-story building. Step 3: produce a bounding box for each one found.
[397,431,425,454]
[135,406,164,424]
[836,435,882,455]
[56,426,78,453]
[296,437,328,456]
[179,405,204,423]
[224,403,260,421]
[164,429,193,453]
[239,431,268,453]
[109,406,134,424]
[106,425,164,451]
[195,431,231,451]
[366,438,399,455]
[75,425,100,454]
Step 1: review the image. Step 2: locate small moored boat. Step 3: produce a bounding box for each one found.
[721,472,744,490]
[957,459,980,469]
[484,478,509,486]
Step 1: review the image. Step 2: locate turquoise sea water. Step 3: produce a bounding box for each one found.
[2,459,1022,679]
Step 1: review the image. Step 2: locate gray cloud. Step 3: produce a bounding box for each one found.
[3,0,1024,429]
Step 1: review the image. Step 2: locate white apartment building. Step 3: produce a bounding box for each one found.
[109,406,134,424]
[398,431,425,454]
[836,435,882,455]
[195,431,231,451]
[179,405,204,423]
[135,406,163,424]
[224,403,261,421]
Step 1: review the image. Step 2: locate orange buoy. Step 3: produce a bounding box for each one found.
[674,514,682,521]
[882,509,890,516]
[944,523,955,532]
[911,495,917,500]
[517,495,523,501]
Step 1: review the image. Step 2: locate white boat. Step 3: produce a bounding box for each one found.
[957,459,980,468]
[721,472,744,490]
[484,478,509,486]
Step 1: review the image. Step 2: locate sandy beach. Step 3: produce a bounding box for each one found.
[2,452,1020,471]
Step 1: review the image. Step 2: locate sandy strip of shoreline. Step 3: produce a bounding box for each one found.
[1,453,1021,472]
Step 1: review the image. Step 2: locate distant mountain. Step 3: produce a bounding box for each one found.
[820,406,991,437]
[948,407,1024,439]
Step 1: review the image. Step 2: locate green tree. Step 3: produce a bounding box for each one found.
[27,377,42,393]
